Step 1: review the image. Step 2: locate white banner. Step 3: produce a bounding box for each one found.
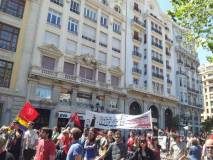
[84,110,153,130]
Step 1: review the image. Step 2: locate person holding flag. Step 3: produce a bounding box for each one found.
[5,101,39,160]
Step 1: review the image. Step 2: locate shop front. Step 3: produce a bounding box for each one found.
[57,111,85,128]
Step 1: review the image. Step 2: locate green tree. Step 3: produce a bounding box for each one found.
[168,0,213,62]
[201,117,213,133]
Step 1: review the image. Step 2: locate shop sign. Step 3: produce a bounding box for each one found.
[77,92,92,99]
[58,112,71,119]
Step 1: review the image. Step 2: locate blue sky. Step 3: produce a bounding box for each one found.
[157,0,212,65]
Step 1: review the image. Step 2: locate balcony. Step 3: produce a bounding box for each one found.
[79,77,96,85]
[152,73,164,80]
[82,35,96,43]
[151,27,162,35]
[131,18,146,29]
[166,65,171,70]
[133,35,142,43]
[165,35,173,44]
[152,42,163,49]
[132,51,142,58]
[132,68,142,74]
[152,57,163,64]
[187,87,200,94]
[167,79,172,84]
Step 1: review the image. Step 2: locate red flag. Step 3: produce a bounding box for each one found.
[19,102,39,122]
[70,112,81,127]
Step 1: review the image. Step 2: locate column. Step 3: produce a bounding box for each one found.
[49,108,57,128]
[160,107,165,129]
[76,63,80,81]
[71,88,78,104]
[57,56,64,73]
[52,85,61,104]
[104,94,110,111]
[92,92,97,107]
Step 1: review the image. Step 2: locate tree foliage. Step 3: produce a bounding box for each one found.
[201,117,213,132]
[168,0,213,62]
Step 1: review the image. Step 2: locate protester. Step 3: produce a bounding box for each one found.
[52,126,60,143]
[84,130,97,160]
[0,136,14,160]
[23,121,38,160]
[127,130,136,152]
[34,127,56,160]
[128,138,155,160]
[170,133,187,160]
[107,130,115,144]
[98,130,108,157]
[188,137,202,160]
[98,130,127,160]
[6,120,23,159]
[56,129,71,160]
[66,127,83,160]
[150,137,161,160]
[203,138,213,160]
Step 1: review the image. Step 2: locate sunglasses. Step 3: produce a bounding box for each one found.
[206,146,213,149]
[115,136,121,139]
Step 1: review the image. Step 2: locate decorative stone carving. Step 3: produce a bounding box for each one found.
[75,54,100,68]
[38,44,63,58]
[108,66,123,76]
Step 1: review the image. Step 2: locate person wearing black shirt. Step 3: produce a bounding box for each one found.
[0,136,14,160]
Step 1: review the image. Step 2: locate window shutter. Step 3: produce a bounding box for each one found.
[64,62,74,75]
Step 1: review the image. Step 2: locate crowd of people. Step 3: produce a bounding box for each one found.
[0,120,212,160]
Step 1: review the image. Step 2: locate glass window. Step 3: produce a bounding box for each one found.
[111,56,120,67]
[99,32,108,47]
[98,51,107,65]
[70,0,80,14]
[0,22,19,52]
[47,9,61,27]
[82,24,96,41]
[133,78,139,85]
[41,56,55,70]
[80,66,93,80]
[50,0,63,6]
[68,18,78,34]
[112,38,121,52]
[113,21,121,34]
[98,72,106,83]
[66,39,77,54]
[81,45,95,55]
[36,85,52,99]
[111,75,119,86]
[84,7,97,22]
[44,31,59,47]
[100,15,108,27]
[0,59,13,88]
[0,0,25,18]
[63,62,74,75]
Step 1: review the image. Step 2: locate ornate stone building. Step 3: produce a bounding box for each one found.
[0,0,203,133]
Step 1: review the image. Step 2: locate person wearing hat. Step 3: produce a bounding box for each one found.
[23,121,38,160]
[0,136,14,160]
